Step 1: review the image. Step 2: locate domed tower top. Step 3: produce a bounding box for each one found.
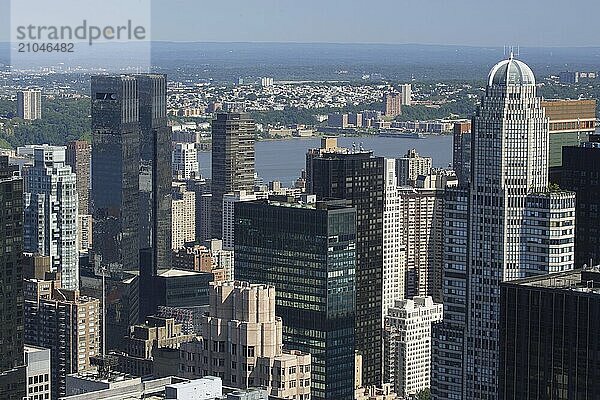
[487,53,535,86]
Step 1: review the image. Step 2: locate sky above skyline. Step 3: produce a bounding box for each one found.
[1,0,600,47]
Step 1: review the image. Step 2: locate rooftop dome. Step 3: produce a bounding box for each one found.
[487,54,535,86]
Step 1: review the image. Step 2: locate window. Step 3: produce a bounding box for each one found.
[231,343,237,355]
[248,346,255,357]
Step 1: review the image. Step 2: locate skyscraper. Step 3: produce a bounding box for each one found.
[211,112,255,239]
[235,196,357,399]
[395,149,432,187]
[384,92,401,118]
[66,140,91,215]
[23,145,79,290]
[308,147,384,386]
[91,75,141,276]
[179,281,312,400]
[0,156,26,400]
[91,74,172,276]
[557,142,600,267]
[400,84,412,106]
[432,56,576,399]
[17,88,42,120]
[136,74,173,273]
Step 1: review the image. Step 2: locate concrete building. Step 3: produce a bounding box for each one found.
[211,113,256,239]
[172,183,196,249]
[222,190,258,251]
[500,269,600,399]
[17,89,42,120]
[179,281,312,400]
[384,92,401,118]
[24,287,100,399]
[114,316,194,378]
[395,149,432,187]
[398,185,444,301]
[431,56,576,399]
[384,297,442,398]
[173,142,200,180]
[77,214,93,254]
[23,145,79,290]
[400,84,412,106]
[260,77,274,87]
[0,156,26,400]
[327,113,349,129]
[66,140,91,215]
[25,345,51,400]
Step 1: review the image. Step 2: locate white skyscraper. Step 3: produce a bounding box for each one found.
[432,56,576,399]
[17,89,42,120]
[396,149,432,187]
[23,145,79,290]
[384,296,442,397]
[400,84,412,106]
[172,142,199,180]
[383,159,406,318]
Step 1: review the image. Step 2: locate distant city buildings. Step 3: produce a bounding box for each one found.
[395,149,432,187]
[211,113,256,239]
[24,345,51,400]
[400,84,412,106]
[384,92,402,118]
[17,89,42,120]
[179,281,312,399]
[22,145,79,290]
[260,77,274,87]
[500,268,600,399]
[24,285,100,399]
[235,196,357,400]
[384,297,442,398]
[308,142,384,387]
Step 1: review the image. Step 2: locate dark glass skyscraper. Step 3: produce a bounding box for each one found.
[91,74,172,276]
[500,269,600,399]
[211,112,255,239]
[307,149,385,387]
[0,156,26,399]
[91,75,141,275]
[235,197,357,400]
[557,142,600,267]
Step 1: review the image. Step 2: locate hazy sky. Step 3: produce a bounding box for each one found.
[2,0,600,47]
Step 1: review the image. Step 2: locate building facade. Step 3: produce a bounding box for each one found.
[171,182,196,249]
[384,92,401,118]
[384,297,442,398]
[222,190,257,251]
[0,156,26,400]
[17,89,42,120]
[179,281,312,400]
[308,147,384,387]
[235,197,357,399]
[23,145,79,290]
[25,345,51,400]
[500,269,600,399]
[66,140,91,215]
[24,287,100,399]
[211,112,256,239]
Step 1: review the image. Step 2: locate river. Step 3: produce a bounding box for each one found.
[198,135,453,185]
